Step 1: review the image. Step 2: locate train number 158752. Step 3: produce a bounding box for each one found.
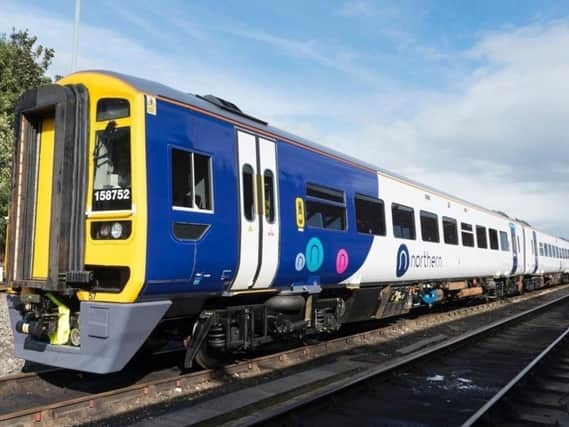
[94,188,131,202]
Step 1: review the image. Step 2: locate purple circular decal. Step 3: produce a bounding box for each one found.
[336,249,349,274]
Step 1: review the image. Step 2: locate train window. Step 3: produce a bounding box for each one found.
[305,183,346,231]
[172,149,213,211]
[420,210,439,243]
[306,184,344,204]
[476,226,488,249]
[355,195,386,236]
[306,200,346,230]
[93,126,132,211]
[499,231,510,251]
[172,149,193,208]
[539,242,544,256]
[96,98,130,121]
[443,217,459,245]
[392,203,416,240]
[194,154,212,210]
[461,223,475,247]
[489,228,499,250]
[264,170,275,224]
[242,164,255,222]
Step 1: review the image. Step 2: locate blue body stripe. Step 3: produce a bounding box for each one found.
[143,100,376,294]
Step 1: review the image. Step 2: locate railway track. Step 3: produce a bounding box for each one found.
[1,285,568,426]
[464,322,569,426]
[125,290,569,427]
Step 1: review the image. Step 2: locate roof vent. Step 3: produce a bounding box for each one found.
[493,210,510,218]
[202,95,242,114]
[515,218,532,227]
[197,94,267,126]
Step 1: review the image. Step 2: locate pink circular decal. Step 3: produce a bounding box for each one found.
[336,249,349,274]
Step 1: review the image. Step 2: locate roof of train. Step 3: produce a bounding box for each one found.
[80,70,563,241]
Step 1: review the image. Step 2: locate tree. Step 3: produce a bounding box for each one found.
[0,29,54,257]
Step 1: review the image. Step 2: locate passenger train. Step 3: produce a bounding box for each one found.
[5,71,569,373]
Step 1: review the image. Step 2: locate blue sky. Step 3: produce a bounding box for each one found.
[1,0,568,237]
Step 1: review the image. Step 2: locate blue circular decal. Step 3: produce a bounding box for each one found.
[396,244,410,278]
[295,253,306,271]
[306,237,324,272]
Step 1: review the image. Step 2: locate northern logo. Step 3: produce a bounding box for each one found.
[396,244,443,278]
[396,244,410,277]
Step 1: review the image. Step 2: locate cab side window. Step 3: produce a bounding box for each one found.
[172,148,213,211]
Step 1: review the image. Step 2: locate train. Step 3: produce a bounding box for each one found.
[4,70,569,373]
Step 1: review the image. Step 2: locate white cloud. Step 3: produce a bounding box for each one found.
[324,20,569,236]
[1,3,567,236]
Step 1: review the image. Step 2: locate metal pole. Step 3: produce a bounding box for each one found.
[71,0,81,71]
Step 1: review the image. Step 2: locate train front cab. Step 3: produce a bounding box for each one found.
[6,73,170,373]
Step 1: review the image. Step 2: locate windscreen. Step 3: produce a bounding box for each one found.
[92,126,131,211]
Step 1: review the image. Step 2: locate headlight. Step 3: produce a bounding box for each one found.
[111,222,123,239]
[99,223,111,238]
[91,221,131,240]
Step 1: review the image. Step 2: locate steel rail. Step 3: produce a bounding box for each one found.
[461,325,569,426]
[204,292,569,427]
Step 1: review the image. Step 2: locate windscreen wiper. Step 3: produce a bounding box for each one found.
[93,120,117,161]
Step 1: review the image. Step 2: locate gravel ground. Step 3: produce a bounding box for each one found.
[0,294,25,376]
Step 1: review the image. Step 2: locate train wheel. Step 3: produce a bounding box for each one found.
[194,344,225,370]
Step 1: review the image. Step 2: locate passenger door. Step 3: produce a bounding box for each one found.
[231,130,280,290]
[510,223,519,275]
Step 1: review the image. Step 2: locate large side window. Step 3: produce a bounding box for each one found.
[172,148,213,211]
[443,217,458,245]
[489,228,499,250]
[476,225,488,249]
[420,210,440,243]
[461,223,475,247]
[305,183,346,231]
[355,195,386,236]
[499,231,510,251]
[392,203,416,240]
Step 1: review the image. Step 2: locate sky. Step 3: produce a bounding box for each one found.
[1,0,568,237]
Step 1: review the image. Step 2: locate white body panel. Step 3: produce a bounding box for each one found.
[345,173,568,285]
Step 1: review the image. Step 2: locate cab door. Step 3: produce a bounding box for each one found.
[231,130,280,290]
